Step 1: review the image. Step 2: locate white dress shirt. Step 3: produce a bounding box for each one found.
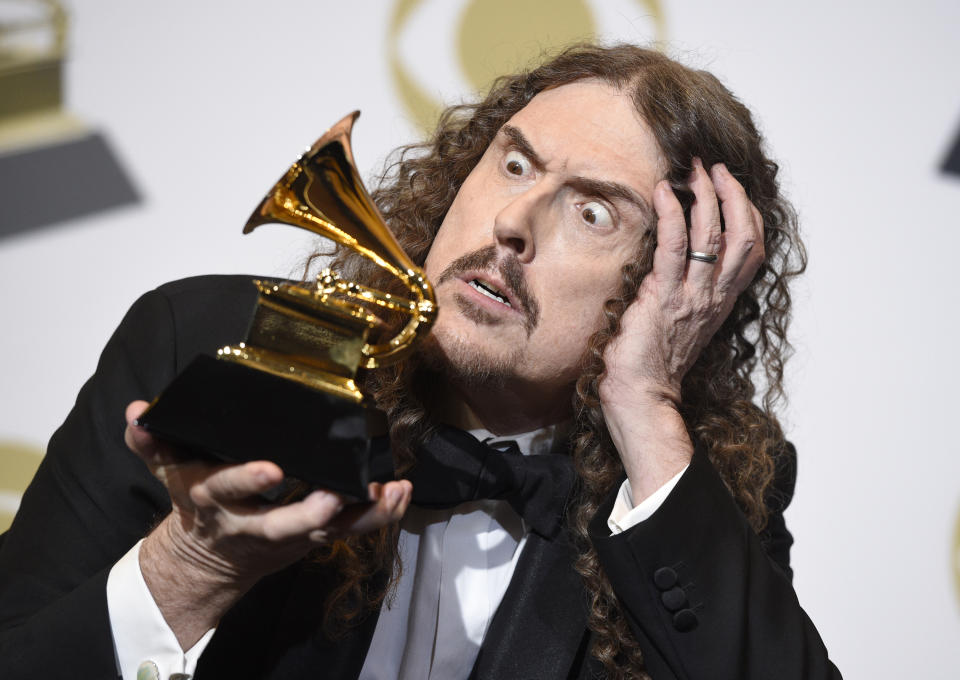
[106,426,686,680]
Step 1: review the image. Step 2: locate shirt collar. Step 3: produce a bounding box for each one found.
[467,421,570,457]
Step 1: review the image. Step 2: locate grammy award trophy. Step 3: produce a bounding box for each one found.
[136,112,436,500]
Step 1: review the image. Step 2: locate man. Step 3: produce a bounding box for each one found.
[0,44,838,679]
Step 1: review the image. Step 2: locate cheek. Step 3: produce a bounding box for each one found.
[423,235,448,281]
[534,282,607,350]
[424,191,492,280]
[538,259,622,318]
[528,261,625,359]
[523,321,596,384]
[424,217,463,281]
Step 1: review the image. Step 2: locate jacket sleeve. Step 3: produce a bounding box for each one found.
[0,276,257,680]
[589,445,842,680]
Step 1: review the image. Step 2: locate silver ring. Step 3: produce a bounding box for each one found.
[687,250,719,264]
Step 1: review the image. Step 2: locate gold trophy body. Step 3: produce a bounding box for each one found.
[137,112,436,498]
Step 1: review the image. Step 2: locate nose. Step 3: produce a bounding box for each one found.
[492,186,547,263]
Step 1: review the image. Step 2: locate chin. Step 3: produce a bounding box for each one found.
[420,321,522,389]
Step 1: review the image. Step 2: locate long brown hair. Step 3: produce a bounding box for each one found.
[312,43,805,678]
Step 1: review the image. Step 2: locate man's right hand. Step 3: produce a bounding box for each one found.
[123,400,412,649]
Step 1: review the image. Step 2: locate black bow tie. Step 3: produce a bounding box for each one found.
[402,424,575,540]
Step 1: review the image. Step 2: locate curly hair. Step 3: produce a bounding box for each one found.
[311,43,806,678]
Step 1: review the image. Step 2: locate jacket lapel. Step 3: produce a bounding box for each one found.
[470,530,589,679]
[196,517,590,679]
[196,560,383,680]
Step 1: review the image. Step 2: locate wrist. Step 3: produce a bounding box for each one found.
[599,375,681,413]
[155,511,257,586]
[140,516,251,649]
[601,390,692,504]
[599,382,685,431]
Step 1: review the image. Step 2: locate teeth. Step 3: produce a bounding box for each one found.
[469,279,510,306]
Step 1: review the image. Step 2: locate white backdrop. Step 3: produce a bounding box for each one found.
[1,0,959,676]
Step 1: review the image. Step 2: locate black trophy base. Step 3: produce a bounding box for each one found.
[137,354,393,500]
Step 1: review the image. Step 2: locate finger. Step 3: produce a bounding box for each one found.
[194,461,285,506]
[252,489,346,542]
[687,157,723,291]
[124,400,185,467]
[711,164,764,293]
[751,203,764,235]
[737,203,766,289]
[651,180,688,285]
[329,480,412,536]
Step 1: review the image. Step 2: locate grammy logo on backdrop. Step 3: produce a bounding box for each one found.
[0,0,138,238]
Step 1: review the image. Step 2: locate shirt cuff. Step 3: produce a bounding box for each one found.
[107,539,216,680]
[607,465,689,535]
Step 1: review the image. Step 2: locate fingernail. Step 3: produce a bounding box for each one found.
[321,490,344,513]
[386,485,402,507]
[305,491,341,518]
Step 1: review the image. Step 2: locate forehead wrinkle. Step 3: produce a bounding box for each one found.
[501,116,655,226]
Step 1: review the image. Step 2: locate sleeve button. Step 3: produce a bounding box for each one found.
[653,567,678,590]
[660,586,688,611]
[672,608,698,632]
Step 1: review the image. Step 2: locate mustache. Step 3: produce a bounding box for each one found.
[436,245,541,333]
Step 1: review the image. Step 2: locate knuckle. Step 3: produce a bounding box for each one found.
[716,168,746,196]
[260,517,285,542]
[662,233,688,256]
[705,226,723,250]
[752,241,766,262]
[729,177,748,198]
[189,484,213,507]
[221,518,244,538]
[216,468,250,500]
[694,296,715,316]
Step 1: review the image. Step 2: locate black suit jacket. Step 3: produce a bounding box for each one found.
[0,275,840,679]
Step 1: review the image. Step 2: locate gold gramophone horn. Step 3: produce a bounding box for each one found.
[220,112,436,403]
[244,111,435,368]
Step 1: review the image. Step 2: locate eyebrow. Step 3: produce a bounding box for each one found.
[499,124,654,220]
[501,125,546,170]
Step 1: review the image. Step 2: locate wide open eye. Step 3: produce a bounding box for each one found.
[504,150,532,177]
[579,201,614,229]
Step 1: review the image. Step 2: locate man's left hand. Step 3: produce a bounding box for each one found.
[599,158,764,502]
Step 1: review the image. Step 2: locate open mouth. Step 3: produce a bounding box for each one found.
[468,278,511,307]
